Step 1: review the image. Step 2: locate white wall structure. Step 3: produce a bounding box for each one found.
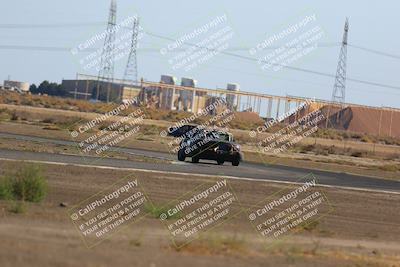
[160,75,177,110]
[180,77,197,112]
[3,80,30,92]
[226,83,240,110]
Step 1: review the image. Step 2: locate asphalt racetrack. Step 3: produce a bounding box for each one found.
[0,133,399,193]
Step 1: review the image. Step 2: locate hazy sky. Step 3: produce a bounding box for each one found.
[1,0,399,108]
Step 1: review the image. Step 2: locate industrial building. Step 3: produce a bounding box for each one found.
[2,80,30,93]
[140,75,229,114]
[64,73,326,118]
[62,74,141,103]
[62,73,400,137]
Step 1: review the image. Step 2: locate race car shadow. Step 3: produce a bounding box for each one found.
[187,159,227,166]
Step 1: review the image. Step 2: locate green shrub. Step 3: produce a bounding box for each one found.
[351,151,364,158]
[300,144,315,153]
[98,122,109,131]
[10,110,19,121]
[0,164,48,203]
[379,164,399,172]
[0,177,13,200]
[360,135,373,143]
[315,148,329,156]
[327,145,336,154]
[12,165,47,202]
[9,201,26,214]
[42,118,55,124]
[144,203,181,220]
[301,220,319,232]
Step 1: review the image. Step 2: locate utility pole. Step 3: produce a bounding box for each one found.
[120,16,140,102]
[96,0,117,102]
[326,18,349,128]
[123,17,140,85]
[332,18,349,104]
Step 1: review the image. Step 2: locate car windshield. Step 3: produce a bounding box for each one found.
[207,132,230,141]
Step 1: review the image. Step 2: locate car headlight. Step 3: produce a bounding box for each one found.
[235,144,240,151]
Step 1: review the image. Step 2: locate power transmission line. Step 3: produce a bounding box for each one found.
[1,22,400,58]
[1,23,400,91]
[145,31,400,91]
[144,51,400,97]
[0,45,75,51]
[0,22,104,29]
[1,36,399,92]
[0,44,338,52]
[348,44,400,60]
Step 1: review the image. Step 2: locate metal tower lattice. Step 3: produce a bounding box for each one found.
[331,18,349,104]
[96,0,117,102]
[123,17,140,85]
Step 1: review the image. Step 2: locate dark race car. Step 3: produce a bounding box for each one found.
[177,130,243,166]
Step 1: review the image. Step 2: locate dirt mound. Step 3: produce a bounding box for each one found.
[284,103,400,137]
[316,105,400,137]
[234,111,263,123]
[230,111,264,130]
[285,102,329,125]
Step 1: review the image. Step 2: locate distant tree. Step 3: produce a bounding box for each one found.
[30,80,68,97]
[29,84,38,94]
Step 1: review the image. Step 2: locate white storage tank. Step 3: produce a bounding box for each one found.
[4,80,30,92]
[160,75,177,85]
[226,83,239,110]
[181,77,197,87]
[180,78,197,112]
[159,75,177,110]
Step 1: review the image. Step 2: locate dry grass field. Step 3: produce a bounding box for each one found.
[0,160,399,267]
